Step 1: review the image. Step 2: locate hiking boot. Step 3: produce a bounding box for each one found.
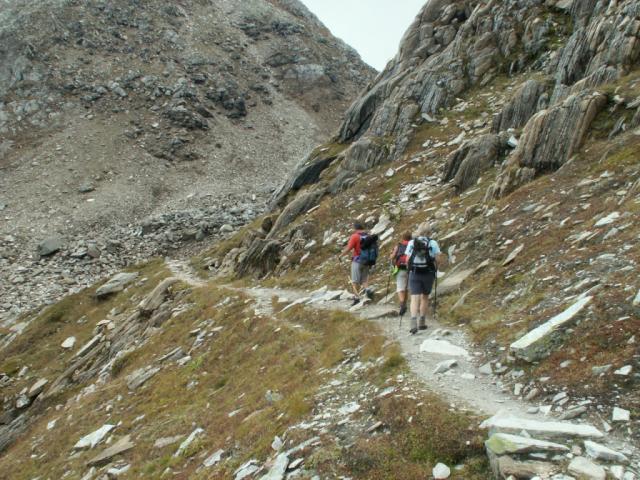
[364,288,374,300]
[409,327,418,335]
[399,303,407,316]
[418,325,428,331]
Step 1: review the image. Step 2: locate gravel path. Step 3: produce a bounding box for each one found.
[167,259,541,419]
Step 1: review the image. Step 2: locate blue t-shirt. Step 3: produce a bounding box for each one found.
[404,237,440,258]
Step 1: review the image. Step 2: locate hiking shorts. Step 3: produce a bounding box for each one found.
[351,260,370,285]
[396,269,408,293]
[409,270,435,296]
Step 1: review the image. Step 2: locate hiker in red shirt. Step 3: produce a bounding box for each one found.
[341,222,370,305]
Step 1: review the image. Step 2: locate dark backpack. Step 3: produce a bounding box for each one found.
[409,237,436,273]
[357,233,379,266]
[394,242,409,269]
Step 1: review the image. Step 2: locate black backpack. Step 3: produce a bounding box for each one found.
[357,233,379,266]
[409,237,436,273]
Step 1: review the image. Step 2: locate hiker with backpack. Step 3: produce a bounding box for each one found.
[341,222,378,305]
[405,224,446,334]
[389,231,412,316]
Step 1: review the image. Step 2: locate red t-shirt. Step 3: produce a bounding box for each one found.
[347,232,362,259]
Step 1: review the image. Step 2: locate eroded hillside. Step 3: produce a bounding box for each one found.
[0,0,374,325]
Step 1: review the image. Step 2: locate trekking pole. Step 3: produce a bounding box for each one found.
[432,262,438,320]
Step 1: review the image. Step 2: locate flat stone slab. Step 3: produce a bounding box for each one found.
[74,424,115,450]
[438,269,474,295]
[584,440,629,464]
[96,272,139,298]
[510,296,592,362]
[87,435,134,466]
[420,339,469,357]
[486,433,569,455]
[481,414,604,439]
[568,456,605,480]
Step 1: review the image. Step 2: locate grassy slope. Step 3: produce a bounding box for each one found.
[0,259,489,479]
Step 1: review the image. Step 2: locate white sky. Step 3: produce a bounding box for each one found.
[301,0,426,71]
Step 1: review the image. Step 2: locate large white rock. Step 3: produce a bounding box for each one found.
[61,336,76,349]
[584,440,629,464]
[485,433,569,455]
[433,462,451,479]
[174,428,204,457]
[612,407,630,422]
[95,272,139,298]
[480,414,604,439]
[260,453,289,480]
[74,424,116,450]
[419,339,469,357]
[510,296,592,362]
[568,456,605,480]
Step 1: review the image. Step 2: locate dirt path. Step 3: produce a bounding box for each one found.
[165,260,540,418]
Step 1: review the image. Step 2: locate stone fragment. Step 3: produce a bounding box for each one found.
[510,297,592,362]
[584,440,629,464]
[433,462,451,479]
[235,460,260,480]
[37,236,63,257]
[559,406,587,420]
[174,428,204,457]
[568,456,605,480]
[502,244,524,266]
[61,336,76,349]
[138,277,179,314]
[479,362,493,375]
[74,424,116,450]
[433,359,458,374]
[75,334,103,358]
[95,272,139,298]
[28,378,48,398]
[591,365,611,375]
[486,433,569,455]
[260,453,289,479]
[126,366,160,391]
[203,449,225,467]
[614,365,632,376]
[612,407,630,422]
[87,435,134,467]
[496,456,556,478]
[481,414,604,439]
[633,289,640,306]
[594,211,620,227]
[438,269,475,295]
[419,339,469,357]
[153,436,183,449]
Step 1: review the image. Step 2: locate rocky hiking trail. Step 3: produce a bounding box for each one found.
[167,260,638,479]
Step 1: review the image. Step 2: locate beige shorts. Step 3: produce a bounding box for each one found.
[351,261,370,285]
[396,269,408,292]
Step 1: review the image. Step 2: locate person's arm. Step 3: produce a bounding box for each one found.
[430,240,448,269]
[389,245,398,261]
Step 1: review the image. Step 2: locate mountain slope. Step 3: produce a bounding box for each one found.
[0,0,375,324]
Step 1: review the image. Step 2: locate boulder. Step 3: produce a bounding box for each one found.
[492,79,549,132]
[433,462,451,479]
[567,456,605,480]
[138,277,178,315]
[494,456,557,479]
[126,366,160,391]
[442,134,502,192]
[419,339,469,357]
[584,440,629,464]
[95,272,139,298]
[37,236,63,257]
[510,296,592,362]
[260,453,289,479]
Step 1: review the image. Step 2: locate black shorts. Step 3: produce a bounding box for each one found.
[409,270,435,296]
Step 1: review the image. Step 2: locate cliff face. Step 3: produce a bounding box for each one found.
[0,0,375,323]
[270,0,640,218]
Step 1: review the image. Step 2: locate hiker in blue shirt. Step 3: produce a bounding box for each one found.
[404,224,447,334]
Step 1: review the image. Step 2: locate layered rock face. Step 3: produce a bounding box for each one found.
[0,0,374,322]
[269,0,640,231]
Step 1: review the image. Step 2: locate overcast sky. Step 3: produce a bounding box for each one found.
[301,0,426,71]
